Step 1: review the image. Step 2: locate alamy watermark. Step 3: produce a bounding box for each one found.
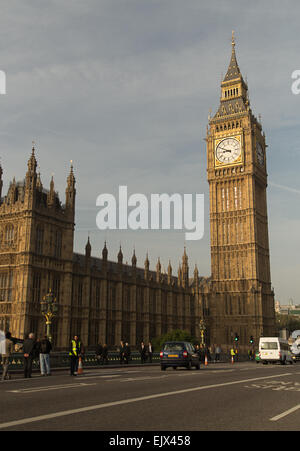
[0,71,6,95]
[291,70,300,95]
[96,186,204,241]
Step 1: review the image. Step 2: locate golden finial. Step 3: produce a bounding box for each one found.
[232,30,235,50]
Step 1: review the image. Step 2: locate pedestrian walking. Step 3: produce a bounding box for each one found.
[148,342,154,363]
[199,345,205,363]
[230,347,236,362]
[38,335,52,376]
[119,340,125,364]
[69,335,82,376]
[23,333,37,378]
[124,342,131,364]
[102,344,109,365]
[1,331,14,381]
[96,342,103,364]
[205,346,211,362]
[215,345,221,362]
[140,341,147,364]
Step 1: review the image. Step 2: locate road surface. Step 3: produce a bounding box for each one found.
[0,361,299,431]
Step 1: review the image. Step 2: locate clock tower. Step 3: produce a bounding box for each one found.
[206,33,275,348]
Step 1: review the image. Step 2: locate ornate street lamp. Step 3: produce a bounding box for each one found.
[41,289,58,343]
[199,319,206,347]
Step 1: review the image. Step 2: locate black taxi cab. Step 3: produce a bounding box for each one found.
[160,341,200,371]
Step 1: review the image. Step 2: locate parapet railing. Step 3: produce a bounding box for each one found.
[0,351,253,372]
[0,351,161,370]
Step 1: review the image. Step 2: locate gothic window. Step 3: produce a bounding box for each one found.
[7,273,13,302]
[77,281,83,307]
[226,187,230,210]
[32,272,41,304]
[53,276,61,303]
[54,230,62,258]
[35,226,44,254]
[221,188,225,211]
[5,225,14,245]
[95,283,100,309]
[0,273,7,301]
[233,186,238,210]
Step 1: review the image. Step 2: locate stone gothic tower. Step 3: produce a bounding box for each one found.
[206,33,275,347]
[0,147,76,345]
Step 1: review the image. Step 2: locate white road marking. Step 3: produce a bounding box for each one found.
[118,376,168,382]
[0,372,292,429]
[7,383,96,394]
[77,375,120,380]
[270,404,300,422]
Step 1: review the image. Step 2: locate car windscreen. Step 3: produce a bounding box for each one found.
[163,343,185,352]
[260,342,278,350]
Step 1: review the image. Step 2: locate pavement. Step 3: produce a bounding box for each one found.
[0,361,299,431]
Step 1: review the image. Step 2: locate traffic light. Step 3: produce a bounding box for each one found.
[234,333,239,342]
[250,336,254,344]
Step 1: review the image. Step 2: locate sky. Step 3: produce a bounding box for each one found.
[0,0,299,304]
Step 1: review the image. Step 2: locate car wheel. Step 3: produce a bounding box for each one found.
[161,366,166,371]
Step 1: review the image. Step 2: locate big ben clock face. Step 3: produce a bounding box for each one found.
[256,142,264,166]
[215,137,241,165]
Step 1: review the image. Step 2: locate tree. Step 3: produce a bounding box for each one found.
[275,313,300,335]
[153,329,196,351]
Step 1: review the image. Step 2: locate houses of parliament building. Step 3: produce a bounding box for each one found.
[0,35,275,350]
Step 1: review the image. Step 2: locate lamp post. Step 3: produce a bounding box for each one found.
[199,319,206,347]
[41,290,58,343]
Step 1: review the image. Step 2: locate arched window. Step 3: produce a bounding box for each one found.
[5,225,14,245]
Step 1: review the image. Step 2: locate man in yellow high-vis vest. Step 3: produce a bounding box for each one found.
[69,335,81,376]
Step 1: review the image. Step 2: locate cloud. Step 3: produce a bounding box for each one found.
[0,0,299,302]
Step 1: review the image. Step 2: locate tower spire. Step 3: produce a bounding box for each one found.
[223,30,241,82]
[25,143,37,192]
[65,160,76,211]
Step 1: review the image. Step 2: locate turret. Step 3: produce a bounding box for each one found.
[65,161,76,211]
[131,249,137,268]
[167,260,172,285]
[47,175,55,206]
[118,245,123,265]
[85,236,91,259]
[25,145,37,191]
[144,252,150,280]
[182,247,189,288]
[102,241,108,261]
[156,257,161,283]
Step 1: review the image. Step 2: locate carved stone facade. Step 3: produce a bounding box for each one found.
[0,149,204,348]
[0,36,275,351]
[205,33,275,346]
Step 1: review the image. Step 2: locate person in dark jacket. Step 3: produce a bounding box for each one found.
[102,344,109,365]
[1,331,14,381]
[140,341,147,364]
[148,342,154,363]
[23,333,37,378]
[38,335,52,376]
[124,342,131,364]
[69,335,82,376]
[95,343,103,364]
[119,340,125,364]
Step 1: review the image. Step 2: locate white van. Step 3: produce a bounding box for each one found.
[259,337,294,365]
